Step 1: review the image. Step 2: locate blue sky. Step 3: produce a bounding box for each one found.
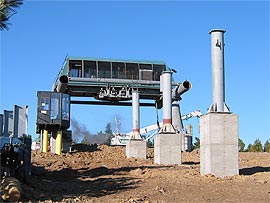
[1,0,269,146]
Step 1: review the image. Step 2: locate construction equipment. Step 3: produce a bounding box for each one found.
[0,105,31,182]
[110,110,202,146]
[180,110,202,121]
[0,105,31,201]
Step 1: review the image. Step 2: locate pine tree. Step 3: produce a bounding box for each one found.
[253,138,263,152]
[0,0,23,30]
[264,139,270,152]
[247,138,263,152]
[238,138,245,152]
[193,137,200,149]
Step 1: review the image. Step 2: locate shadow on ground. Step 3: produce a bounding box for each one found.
[239,166,270,175]
[69,143,101,153]
[181,161,200,165]
[22,164,169,202]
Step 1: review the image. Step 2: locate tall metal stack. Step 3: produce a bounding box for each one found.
[200,29,239,177]
[208,29,230,113]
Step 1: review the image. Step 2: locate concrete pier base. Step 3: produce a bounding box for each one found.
[50,130,72,153]
[50,136,56,153]
[154,133,181,165]
[126,139,146,159]
[200,112,239,177]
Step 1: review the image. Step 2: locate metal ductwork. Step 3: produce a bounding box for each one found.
[56,75,68,92]
[172,80,192,99]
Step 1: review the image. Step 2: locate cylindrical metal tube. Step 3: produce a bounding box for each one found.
[172,100,184,133]
[56,75,68,92]
[132,90,141,139]
[173,80,192,99]
[42,130,48,153]
[56,130,62,155]
[162,71,172,125]
[209,29,228,112]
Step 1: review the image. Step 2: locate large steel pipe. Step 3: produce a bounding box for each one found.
[172,80,192,99]
[56,75,68,92]
[172,100,184,133]
[209,29,229,112]
[131,90,141,139]
[161,71,175,133]
[163,71,172,125]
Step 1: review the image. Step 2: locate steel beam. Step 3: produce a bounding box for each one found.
[70,100,155,107]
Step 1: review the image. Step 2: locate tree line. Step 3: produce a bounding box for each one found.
[78,121,270,153]
[238,138,270,152]
[193,137,270,152]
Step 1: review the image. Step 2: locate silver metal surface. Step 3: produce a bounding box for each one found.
[3,110,13,137]
[172,80,192,99]
[209,29,230,112]
[172,100,184,133]
[56,75,68,92]
[131,90,141,139]
[13,105,28,138]
[161,71,175,133]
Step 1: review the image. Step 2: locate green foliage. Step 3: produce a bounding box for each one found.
[247,138,263,152]
[97,130,103,136]
[246,144,253,152]
[193,137,200,149]
[238,138,245,152]
[0,0,23,30]
[264,139,270,152]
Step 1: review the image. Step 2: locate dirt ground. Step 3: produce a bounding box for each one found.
[20,144,270,203]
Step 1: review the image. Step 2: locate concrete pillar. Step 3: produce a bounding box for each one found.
[154,133,181,164]
[185,124,193,152]
[200,112,239,177]
[51,130,71,154]
[42,130,48,153]
[56,130,62,155]
[172,100,185,151]
[126,139,146,159]
[50,136,56,153]
[154,71,181,165]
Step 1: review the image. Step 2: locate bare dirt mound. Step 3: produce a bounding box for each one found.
[21,145,270,203]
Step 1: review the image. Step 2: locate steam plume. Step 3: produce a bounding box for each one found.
[71,118,112,145]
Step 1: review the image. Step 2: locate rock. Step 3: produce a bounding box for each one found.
[1,177,21,202]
